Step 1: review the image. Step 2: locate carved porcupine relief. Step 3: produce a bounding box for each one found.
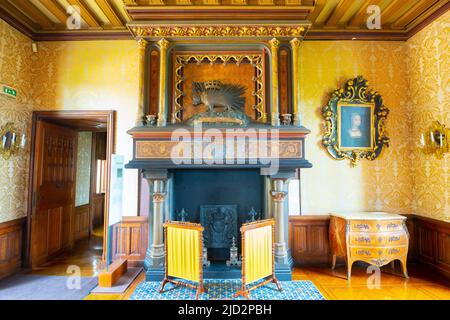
[187,80,251,127]
[192,81,246,112]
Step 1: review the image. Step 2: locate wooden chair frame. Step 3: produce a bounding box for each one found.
[235,219,282,299]
[160,221,206,299]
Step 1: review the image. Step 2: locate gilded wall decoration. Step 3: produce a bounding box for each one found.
[0,11,447,223]
[129,24,307,40]
[407,11,450,222]
[299,40,413,215]
[322,76,390,166]
[0,19,33,224]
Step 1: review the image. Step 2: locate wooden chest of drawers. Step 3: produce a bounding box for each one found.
[329,212,409,279]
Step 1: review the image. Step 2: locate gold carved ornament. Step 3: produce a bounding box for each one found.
[420,121,450,159]
[172,54,266,123]
[0,122,25,160]
[130,25,306,39]
[322,76,390,166]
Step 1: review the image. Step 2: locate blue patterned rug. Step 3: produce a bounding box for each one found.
[129,280,325,300]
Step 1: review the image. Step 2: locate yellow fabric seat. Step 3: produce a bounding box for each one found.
[235,219,282,299]
[160,221,206,299]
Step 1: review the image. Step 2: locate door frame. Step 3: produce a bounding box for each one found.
[25,110,115,267]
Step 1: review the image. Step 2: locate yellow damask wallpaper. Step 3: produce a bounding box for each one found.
[30,40,140,217]
[299,40,414,215]
[0,19,32,224]
[0,11,447,224]
[407,11,450,222]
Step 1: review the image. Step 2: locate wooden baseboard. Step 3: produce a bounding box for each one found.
[0,218,25,280]
[289,214,450,280]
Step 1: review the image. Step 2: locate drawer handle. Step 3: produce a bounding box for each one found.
[354,224,369,230]
[356,249,371,256]
[355,236,371,243]
[386,223,398,229]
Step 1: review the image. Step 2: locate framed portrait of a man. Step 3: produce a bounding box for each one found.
[338,103,374,149]
[322,76,389,166]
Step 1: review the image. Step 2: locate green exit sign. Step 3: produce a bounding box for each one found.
[1,84,17,98]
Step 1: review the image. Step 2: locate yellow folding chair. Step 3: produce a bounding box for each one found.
[235,219,282,299]
[160,221,206,299]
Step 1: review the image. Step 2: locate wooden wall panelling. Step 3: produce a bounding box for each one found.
[74,205,91,241]
[0,218,24,279]
[413,216,450,279]
[289,214,450,280]
[111,216,148,267]
[289,215,330,265]
[91,195,105,230]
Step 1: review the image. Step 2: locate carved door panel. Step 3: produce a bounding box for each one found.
[31,121,77,267]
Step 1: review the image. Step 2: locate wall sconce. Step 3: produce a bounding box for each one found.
[419,121,450,159]
[0,122,26,160]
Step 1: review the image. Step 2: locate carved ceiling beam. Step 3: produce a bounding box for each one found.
[95,0,124,27]
[124,5,313,21]
[128,21,310,41]
[66,0,101,28]
[39,0,68,25]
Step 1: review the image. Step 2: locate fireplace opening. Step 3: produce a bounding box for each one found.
[172,169,264,262]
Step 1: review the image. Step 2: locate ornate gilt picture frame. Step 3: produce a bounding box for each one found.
[322,76,389,166]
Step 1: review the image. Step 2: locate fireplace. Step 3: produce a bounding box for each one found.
[172,169,263,261]
[126,124,311,280]
[125,22,312,281]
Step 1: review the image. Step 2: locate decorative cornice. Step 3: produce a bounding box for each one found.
[128,22,309,40]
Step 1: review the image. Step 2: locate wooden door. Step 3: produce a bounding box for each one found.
[31,121,77,267]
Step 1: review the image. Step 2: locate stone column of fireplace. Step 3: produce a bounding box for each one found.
[271,179,288,261]
[290,38,302,127]
[151,180,166,264]
[136,38,148,126]
[269,38,280,127]
[157,38,170,127]
[143,170,169,280]
[269,170,295,281]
